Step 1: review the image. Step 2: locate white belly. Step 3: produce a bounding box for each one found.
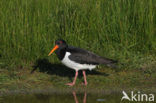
[61,52,96,71]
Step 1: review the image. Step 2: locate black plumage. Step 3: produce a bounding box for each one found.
[54,39,117,67]
[48,39,118,86]
[67,46,117,65]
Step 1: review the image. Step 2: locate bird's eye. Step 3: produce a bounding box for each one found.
[59,41,62,44]
[56,41,62,45]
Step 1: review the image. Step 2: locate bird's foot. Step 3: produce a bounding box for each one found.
[66,82,75,86]
[81,82,88,86]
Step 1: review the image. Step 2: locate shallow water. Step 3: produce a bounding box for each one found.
[0,90,155,103]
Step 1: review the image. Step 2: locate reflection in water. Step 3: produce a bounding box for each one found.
[1,89,143,103]
[72,91,86,103]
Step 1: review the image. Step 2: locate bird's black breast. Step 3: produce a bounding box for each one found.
[55,48,66,60]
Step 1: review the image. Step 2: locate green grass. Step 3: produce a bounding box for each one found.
[0,0,156,91]
[0,0,156,70]
[0,62,156,92]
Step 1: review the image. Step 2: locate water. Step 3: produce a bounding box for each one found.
[0,90,155,103]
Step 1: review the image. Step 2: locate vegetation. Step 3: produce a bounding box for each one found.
[0,0,156,91]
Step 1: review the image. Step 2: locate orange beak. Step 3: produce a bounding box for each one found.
[48,45,59,56]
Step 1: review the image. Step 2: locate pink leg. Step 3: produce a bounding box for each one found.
[83,71,88,86]
[66,71,78,86]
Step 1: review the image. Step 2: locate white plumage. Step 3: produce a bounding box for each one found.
[61,52,96,71]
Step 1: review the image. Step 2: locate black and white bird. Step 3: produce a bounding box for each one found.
[48,39,117,86]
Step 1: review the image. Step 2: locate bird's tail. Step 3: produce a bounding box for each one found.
[101,57,118,68]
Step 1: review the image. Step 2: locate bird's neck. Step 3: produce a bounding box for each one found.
[55,48,67,60]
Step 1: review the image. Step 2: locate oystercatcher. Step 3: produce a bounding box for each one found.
[48,39,117,86]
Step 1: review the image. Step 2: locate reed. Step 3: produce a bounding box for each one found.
[0,0,155,69]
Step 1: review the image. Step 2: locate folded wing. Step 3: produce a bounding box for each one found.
[67,46,117,66]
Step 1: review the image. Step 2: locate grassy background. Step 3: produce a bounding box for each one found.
[0,0,156,91]
[0,0,156,69]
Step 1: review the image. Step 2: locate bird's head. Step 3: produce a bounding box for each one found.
[48,39,67,56]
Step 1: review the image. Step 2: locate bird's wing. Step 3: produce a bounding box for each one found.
[67,46,117,65]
